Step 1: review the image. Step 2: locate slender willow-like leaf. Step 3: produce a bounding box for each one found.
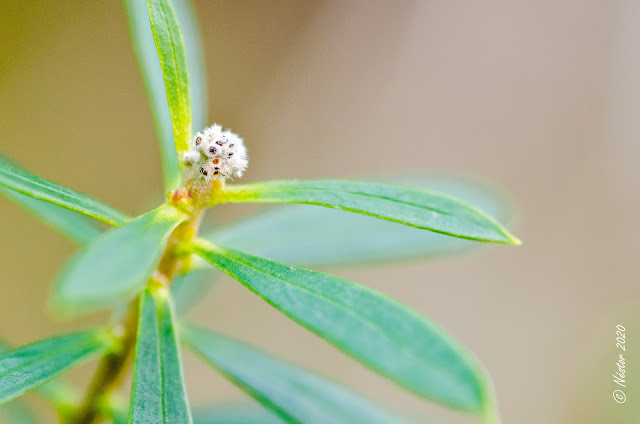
[0,341,79,421]
[0,341,38,424]
[0,330,111,404]
[173,0,207,133]
[0,153,103,244]
[179,176,507,313]
[215,180,519,244]
[183,325,402,424]
[189,240,495,416]
[124,0,207,191]
[53,204,187,315]
[1,187,102,245]
[0,160,129,226]
[129,288,192,423]
[191,403,284,424]
[201,175,510,268]
[146,0,192,156]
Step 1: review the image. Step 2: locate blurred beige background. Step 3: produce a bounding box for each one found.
[1,1,638,423]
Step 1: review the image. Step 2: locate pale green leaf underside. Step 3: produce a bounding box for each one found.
[190,240,493,415]
[53,204,187,315]
[0,330,110,405]
[182,325,402,424]
[124,0,207,191]
[129,289,192,424]
[202,175,510,268]
[0,156,102,245]
[1,187,102,245]
[217,179,519,244]
[191,403,284,424]
[0,160,129,226]
[146,0,192,155]
[171,270,220,315]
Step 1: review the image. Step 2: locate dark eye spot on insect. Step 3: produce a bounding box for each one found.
[228,153,233,158]
[216,140,224,146]
[213,168,220,175]
[209,147,216,154]
[199,167,208,176]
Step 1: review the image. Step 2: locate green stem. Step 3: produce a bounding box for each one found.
[69,204,204,424]
[69,300,138,424]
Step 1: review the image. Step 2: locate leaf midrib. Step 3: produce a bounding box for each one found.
[0,334,102,383]
[0,164,128,225]
[157,0,188,151]
[226,184,453,217]
[201,245,474,400]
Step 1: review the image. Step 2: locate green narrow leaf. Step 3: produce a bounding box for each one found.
[217,179,519,244]
[124,0,207,191]
[0,341,79,421]
[0,155,102,245]
[53,204,187,315]
[1,187,103,245]
[190,240,495,417]
[202,175,510,268]
[173,0,208,133]
[184,176,510,314]
[0,330,112,405]
[145,0,192,156]
[0,160,130,226]
[129,288,192,423]
[182,325,402,424]
[191,403,285,424]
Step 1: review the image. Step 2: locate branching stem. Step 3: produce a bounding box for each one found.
[69,205,204,424]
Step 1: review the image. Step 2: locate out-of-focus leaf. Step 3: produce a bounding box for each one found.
[216,179,519,244]
[202,175,510,267]
[0,330,112,405]
[0,153,102,245]
[52,204,186,315]
[182,325,402,424]
[124,0,207,191]
[191,403,284,424]
[128,288,192,423]
[171,270,220,315]
[1,187,102,246]
[0,160,129,226]
[145,0,192,157]
[189,240,496,416]
[96,394,128,424]
[0,401,39,424]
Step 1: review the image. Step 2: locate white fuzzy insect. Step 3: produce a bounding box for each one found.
[183,124,248,181]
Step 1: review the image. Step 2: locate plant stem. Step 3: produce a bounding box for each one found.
[69,299,138,424]
[69,207,204,424]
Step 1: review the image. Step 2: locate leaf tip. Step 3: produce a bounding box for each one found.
[502,230,522,246]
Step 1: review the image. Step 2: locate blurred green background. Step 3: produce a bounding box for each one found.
[0,1,638,422]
